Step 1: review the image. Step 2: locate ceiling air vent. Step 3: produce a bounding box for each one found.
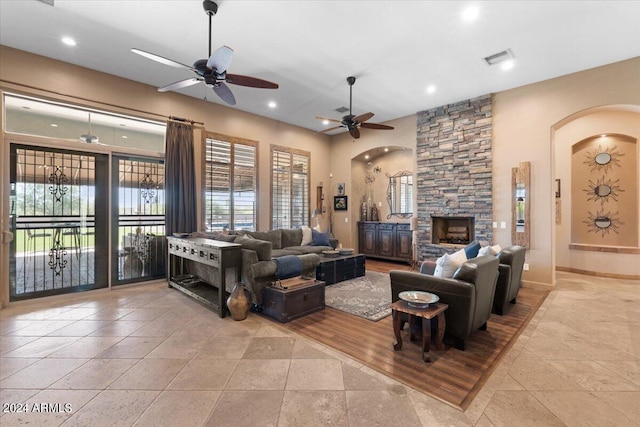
[37,0,55,5]
[335,106,349,113]
[484,49,514,66]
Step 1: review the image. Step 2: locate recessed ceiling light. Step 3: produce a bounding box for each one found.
[384,147,389,152]
[501,59,515,71]
[600,134,607,137]
[122,135,128,139]
[462,5,479,22]
[62,36,76,46]
[322,120,329,125]
[426,85,437,94]
[364,154,370,160]
[50,123,58,127]
[268,101,277,108]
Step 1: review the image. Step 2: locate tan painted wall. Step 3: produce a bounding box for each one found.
[0,46,331,305]
[0,46,331,234]
[329,114,417,249]
[571,135,637,245]
[1,45,639,302]
[494,57,640,287]
[331,57,640,286]
[554,109,640,277]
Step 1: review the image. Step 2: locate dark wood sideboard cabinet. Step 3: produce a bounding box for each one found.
[357,221,412,262]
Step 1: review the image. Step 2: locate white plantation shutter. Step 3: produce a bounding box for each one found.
[204,135,256,231]
[271,146,309,230]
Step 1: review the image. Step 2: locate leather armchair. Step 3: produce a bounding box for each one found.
[493,245,526,315]
[390,255,499,350]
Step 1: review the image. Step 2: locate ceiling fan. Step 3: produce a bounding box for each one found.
[316,76,394,139]
[131,0,278,106]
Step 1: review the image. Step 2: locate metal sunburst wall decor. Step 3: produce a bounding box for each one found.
[583,209,623,237]
[583,144,623,173]
[583,176,623,206]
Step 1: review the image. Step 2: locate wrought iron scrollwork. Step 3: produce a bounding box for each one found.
[140,173,156,204]
[48,166,68,202]
[48,234,68,276]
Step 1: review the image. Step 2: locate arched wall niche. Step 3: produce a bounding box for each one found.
[552,105,640,279]
[350,146,414,226]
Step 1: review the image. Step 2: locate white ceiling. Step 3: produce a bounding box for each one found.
[1,1,639,136]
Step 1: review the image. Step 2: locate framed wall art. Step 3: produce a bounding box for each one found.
[334,195,348,211]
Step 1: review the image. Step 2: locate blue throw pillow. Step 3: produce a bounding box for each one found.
[464,241,481,259]
[311,229,331,246]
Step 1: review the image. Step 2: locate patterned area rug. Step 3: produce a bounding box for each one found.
[324,271,391,321]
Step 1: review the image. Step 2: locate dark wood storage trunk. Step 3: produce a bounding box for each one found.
[262,281,325,323]
[316,254,365,285]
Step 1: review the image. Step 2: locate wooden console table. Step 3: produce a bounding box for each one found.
[358,221,412,262]
[167,236,242,318]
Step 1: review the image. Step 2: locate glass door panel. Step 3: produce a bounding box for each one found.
[112,156,166,284]
[9,145,108,301]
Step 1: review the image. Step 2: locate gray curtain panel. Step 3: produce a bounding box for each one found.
[165,121,197,236]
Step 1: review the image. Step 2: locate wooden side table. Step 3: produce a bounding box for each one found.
[391,300,448,363]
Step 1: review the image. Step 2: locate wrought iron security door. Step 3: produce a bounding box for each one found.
[112,155,166,284]
[9,145,108,301]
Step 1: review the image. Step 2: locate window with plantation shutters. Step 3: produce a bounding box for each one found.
[271,146,309,230]
[204,134,257,231]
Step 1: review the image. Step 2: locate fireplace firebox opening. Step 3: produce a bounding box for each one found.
[431,216,475,245]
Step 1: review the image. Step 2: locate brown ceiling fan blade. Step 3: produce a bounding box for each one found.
[315,116,342,124]
[213,82,237,106]
[131,48,194,71]
[158,78,202,93]
[360,122,395,130]
[353,112,374,123]
[349,127,360,139]
[320,125,343,133]
[225,74,279,89]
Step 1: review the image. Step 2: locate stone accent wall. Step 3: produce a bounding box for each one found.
[416,94,493,259]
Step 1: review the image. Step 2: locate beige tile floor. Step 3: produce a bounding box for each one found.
[1,272,638,426]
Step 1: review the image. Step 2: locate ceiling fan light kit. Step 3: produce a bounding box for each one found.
[79,112,99,144]
[316,76,394,139]
[131,0,277,106]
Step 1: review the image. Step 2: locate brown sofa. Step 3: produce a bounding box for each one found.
[390,255,499,350]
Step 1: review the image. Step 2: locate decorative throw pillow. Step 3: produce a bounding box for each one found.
[311,228,331,246]
[433,248,467,278]
[281,228,303,248]
[214,233,237,242]
[464,241,482,259]
[478,244,502,256]
[301,225,313,246]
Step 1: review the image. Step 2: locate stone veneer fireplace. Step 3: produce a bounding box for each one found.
[431,216,475,245]
[416,95,493,258]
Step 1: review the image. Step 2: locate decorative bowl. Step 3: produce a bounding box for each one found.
[322,250,340,257]
[173,232,191,238]
[338,248,354,255]
[398,291,439,308]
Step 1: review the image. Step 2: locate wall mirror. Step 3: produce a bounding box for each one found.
[386,171,413,218]
[512,161,530,247]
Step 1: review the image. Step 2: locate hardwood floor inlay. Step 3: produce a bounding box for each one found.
[272,259,549,410]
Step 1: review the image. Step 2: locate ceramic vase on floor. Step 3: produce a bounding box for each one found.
[227,283,251,320]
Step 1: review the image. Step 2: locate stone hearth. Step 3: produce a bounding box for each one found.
[416,95,493,258]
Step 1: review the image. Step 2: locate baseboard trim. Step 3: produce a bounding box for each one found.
[556,266,640,280]
[522,280,554,291]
